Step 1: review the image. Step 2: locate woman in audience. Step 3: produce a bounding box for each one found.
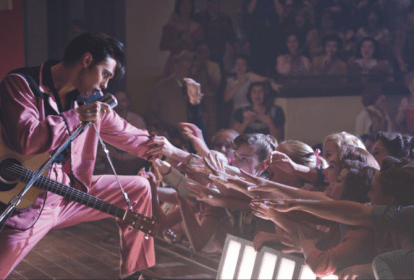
[250,162,377,277]
[371,131,414,167]
[312,34,347,77]
[159,0,204,77]
[276,33,311,77]
[264,157,414,279]
[307,10,344,59]
[271,131,367,187]
[395,72,414,135]
[224,55,282,116]
[232,82,285,142]
[355,10,392,60]
[355,85,392,138]
[347,37,392,83]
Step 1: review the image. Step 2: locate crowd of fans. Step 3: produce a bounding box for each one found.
[92,1,414,279]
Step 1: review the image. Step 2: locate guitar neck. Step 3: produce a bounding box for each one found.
[18,166,126,220]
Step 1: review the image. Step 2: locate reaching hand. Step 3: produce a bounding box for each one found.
[143,136,177,161]
[75,101,111,123]
[203,153,227,175]
[268,151,298,175]
[180,123,209,157]
[184,78,203,105]
[253,231,281,251]
[180,122,203,139]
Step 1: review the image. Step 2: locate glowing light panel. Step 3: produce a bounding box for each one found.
[299,265,317,280]
[276,258,296,280]
[219,240,241,280]
[258,252,278,280]
[237,246,257,279]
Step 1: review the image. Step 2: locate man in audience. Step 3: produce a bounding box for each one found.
[145,51,204,135]
[194,0,236,72]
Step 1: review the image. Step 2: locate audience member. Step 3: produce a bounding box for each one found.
[284,8,314,56]
[395,72,414,134]
[355,85,392,138]
[355,10,392,60]
[224,55,281,116]
[233,82,285,142]
[145,52,204,132]
[266,157,414,279]
[312,34,347,77]
[314,0,352,33]
[348,37,392,83]
[307,10,344,58]
[371,131,414,167]
[242,0,284,75]
[277,33,311,77]
[360,133,376,153]
[160,0,204,78]
[394,2,414,72]
[191,42,221,142]
[194,0,236,71]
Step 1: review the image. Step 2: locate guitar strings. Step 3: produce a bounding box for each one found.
[0,161,155,234]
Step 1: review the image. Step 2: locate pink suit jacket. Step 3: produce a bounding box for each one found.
[0,63,151,230]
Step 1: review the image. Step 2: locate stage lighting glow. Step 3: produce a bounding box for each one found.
[237,245,257,279]
[220,240,241,279]
[276,258,296,280]
[258,252,278,280]
[299,264,317,280]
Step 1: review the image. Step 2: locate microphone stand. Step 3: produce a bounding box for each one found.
[0,121,92,231]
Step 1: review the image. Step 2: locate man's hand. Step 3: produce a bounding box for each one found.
[184,78,203,105]
[143,136,178,161]
[75,101,111,123]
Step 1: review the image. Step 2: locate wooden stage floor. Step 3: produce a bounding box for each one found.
[9,219,218,279]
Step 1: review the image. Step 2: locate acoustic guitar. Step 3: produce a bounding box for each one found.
[0,134,159,237]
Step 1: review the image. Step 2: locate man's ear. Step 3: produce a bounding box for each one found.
[81,52,93,68]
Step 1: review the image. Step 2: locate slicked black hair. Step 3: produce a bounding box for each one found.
[63,32,125,79]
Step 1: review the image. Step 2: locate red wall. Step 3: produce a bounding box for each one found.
[0,0,24,82]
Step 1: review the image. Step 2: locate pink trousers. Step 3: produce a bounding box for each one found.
[0,166,155,279]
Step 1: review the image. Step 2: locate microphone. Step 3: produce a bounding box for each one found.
[95,93,118,109]
[78,93,118,132]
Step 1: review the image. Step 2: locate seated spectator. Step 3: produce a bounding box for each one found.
[355,85,392,138]
[355,10,392,60]
[312,34,347,77]
[307,10,345,59]
[283,8,314,56]
[348,37,392,83]
[276,33,312,77]
[191,42,221,143]
[371,131,414,167]
[224,55,282,115]
[160,0,204,78]
[395,72,414,135]
[232,82,285,142]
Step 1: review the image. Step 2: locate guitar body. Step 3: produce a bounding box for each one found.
[0,129,50,209]
[0,128,159,237]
